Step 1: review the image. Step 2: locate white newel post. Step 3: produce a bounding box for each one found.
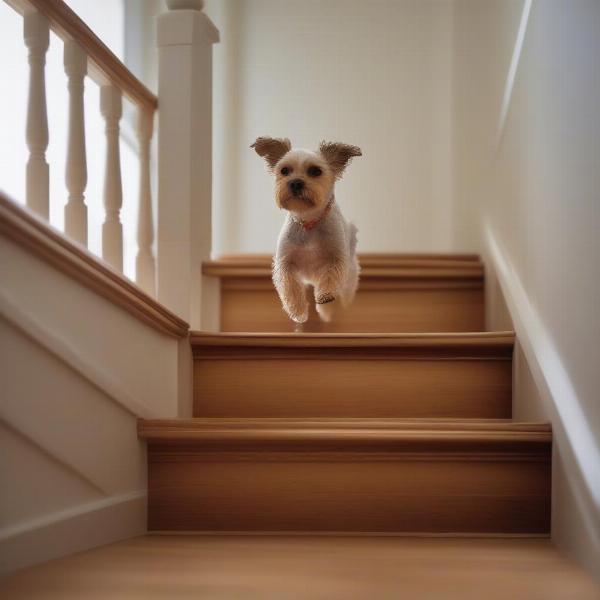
[64,40,88,245]
[23,11,50,218]
[100,85,124,272]
[135,109,156,295]
[156,0,219,329]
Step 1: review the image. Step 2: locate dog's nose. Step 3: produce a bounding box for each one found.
[289,179,305,195]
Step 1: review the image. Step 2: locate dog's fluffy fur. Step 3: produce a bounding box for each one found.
[252,137,361,324]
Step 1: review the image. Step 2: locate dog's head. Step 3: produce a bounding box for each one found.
[251,137,362,215]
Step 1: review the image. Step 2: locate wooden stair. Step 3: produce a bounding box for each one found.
[191,332,514,418]
[203,254,485,333]
[139,253,553,538]
[139,418,551,534]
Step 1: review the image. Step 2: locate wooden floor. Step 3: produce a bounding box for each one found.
[1,536,598,599]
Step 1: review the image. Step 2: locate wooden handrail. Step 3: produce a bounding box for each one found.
[0,192,188,337]
[6,0,157,111]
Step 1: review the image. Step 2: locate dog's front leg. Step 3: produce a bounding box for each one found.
[314,258,348,306]
[313,259,348,322]
[272,260,309,323]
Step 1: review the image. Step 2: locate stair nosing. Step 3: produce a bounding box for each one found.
[202,254,485,280]
[190,331,515,346]
[138,418,552,450]
[188,331,515,360]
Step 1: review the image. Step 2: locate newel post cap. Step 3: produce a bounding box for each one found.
[157,3,219,46]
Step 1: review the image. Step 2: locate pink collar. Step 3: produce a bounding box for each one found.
[294,197,334,231]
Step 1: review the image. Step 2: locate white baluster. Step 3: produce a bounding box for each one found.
[23,11,50,218]
[135,109,156,295]
[64,40,88,245]
[100,85,123,271]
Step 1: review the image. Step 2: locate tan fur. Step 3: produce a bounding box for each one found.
[318,141,362,179]
[252,137,362,324]
[251,136,292,170]
[273,151,332,212]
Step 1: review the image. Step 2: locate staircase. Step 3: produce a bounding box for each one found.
[202,254,485,332]
[138,254,552,537]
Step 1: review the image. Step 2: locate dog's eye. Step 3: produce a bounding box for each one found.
[307,166,322,177]
[280,167,290,176]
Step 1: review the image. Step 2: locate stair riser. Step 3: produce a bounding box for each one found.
[219,282,484,333]
[147,451,550,534]
[193,358,512,418]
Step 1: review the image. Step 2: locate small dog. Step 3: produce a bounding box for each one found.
[252,137,362,324]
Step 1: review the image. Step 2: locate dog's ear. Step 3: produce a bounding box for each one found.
[251,136,292,170]
[318,141,362,178]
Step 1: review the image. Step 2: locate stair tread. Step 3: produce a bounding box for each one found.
[142,418,552,533]
[139,418,551,451]
[208,252,483,262]
[190,330,515,347]
[207,254,486,333]
[203,253,484,279]
[191,330,513,338]
[140,417,549,430]
[4,536,598,598]
[190,332,514,418]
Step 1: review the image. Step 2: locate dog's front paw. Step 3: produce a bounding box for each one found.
[288,307,309,323]
[283,299,309,323]
[315,292,336,305]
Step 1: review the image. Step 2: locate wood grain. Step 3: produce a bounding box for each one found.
[139,418,551,448]
[203,254,485,333]
[7,0,157,111]
[0,192,188,337]
[3,536,599,599]
[190,331,514,352]
[143,419,551,534]
[191,332,513,418]
[203,253,484,276]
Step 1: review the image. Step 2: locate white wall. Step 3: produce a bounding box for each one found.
[205,0,455,255]
[453,0,600,578]
[0,234,186,574]
[0,326,146,575]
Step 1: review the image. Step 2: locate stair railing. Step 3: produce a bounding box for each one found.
[3,0,158,294]
[2,0,219,327]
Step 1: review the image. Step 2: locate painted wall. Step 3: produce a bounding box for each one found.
[0,234,185,574]
[452,0,600,578]
[205,0,455,256]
